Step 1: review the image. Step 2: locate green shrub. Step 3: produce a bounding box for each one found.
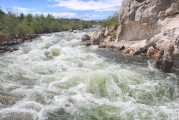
[0,8,97,36]
[15,19,33,37]
[100,12,119,27]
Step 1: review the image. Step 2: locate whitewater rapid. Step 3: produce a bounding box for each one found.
[0,30,179,120]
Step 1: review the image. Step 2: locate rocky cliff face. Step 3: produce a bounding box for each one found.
[116,0,179,51]
[81,0,179,72]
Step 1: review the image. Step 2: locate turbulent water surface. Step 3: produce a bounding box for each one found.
[0,30,179,120]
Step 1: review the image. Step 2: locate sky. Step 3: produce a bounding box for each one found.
[0,0,122,20]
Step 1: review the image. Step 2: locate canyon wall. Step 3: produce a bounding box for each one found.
[116,0,179,51]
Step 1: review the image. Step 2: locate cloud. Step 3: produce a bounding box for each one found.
[12,6,111,20]
[78,13,110,20]
[50,12,77,18]
[13,7,38,14]
[52,0,122,11]
[12,7,77,18]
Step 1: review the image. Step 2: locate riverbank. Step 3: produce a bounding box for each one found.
[0,33,39,53]
[0,8,96,53]
[0,28,91,53]
[81,26,179,72]
[81,0,179,72]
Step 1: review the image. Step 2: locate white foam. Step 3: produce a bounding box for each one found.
[1,31,179,120]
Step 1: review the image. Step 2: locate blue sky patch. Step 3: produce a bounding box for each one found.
[0,0,122,20]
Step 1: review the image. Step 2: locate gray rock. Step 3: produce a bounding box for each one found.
[100,27,106,33]
[116,0,179,51]
[81,34,91,41]
[155,45,175,72]
[91,31,105,45]
[104,27,110,37]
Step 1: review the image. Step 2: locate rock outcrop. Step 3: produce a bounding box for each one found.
[116,0,179,50]
[81,27,115,46]
[81,0,179,72]
[115,0,179,72]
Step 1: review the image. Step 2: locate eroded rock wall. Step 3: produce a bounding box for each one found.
[116,0,179,51]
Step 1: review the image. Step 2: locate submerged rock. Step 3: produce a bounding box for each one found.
[0,85,16,106]
[86,43,91,46]
[0,95,15,106]
[73,30,77,33]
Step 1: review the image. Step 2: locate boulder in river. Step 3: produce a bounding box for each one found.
[91,31,105,45]
[81,34,91,41]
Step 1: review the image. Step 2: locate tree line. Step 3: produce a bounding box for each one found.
[0,8,96,37]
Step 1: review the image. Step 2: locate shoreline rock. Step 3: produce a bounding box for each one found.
[0,34,39,53]
[155,45,175,72]
[81,0,179,72]
[81,27,178,72]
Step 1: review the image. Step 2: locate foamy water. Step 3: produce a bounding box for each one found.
[0,30,179,120]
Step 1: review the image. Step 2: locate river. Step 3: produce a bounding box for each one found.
[0,30,179,120]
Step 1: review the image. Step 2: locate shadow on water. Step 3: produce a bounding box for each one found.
[94,47,149,67]
[92,47,179,83]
